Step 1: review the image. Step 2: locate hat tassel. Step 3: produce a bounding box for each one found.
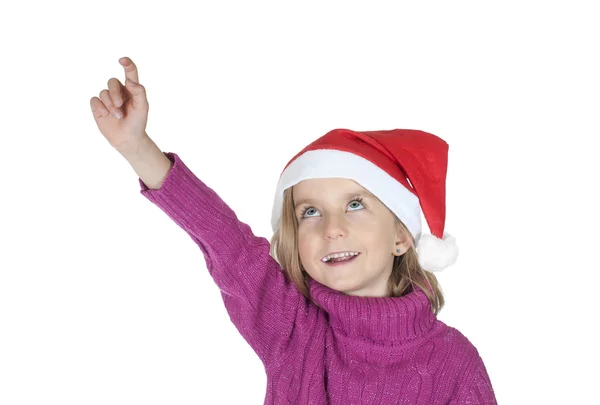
[416,233,458,272]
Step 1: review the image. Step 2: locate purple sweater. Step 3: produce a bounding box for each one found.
[139,152,497,404]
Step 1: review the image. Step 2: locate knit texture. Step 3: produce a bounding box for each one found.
[139,152,497,404]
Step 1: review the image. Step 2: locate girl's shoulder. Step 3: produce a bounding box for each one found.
[429,320,486,362]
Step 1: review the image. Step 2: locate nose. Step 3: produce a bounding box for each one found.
[322,213,347,240]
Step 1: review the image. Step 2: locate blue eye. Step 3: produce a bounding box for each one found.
[303,208,319,217]
[348,200,364,210]
[299,198,365,219]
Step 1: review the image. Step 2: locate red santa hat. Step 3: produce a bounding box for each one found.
[270,128,458,272]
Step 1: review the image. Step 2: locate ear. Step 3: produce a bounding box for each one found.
[392,224,412,256]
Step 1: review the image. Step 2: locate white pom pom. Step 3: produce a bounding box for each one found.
[416,233,458,272]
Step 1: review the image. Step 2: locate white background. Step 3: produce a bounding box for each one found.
[1,1,599,404]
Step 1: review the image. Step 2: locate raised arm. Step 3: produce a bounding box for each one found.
[90,57,309,366]
[137,149,308,365]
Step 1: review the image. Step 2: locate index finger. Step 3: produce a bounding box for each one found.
[118,57,139,83]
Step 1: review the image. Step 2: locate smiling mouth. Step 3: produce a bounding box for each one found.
[323,254,360,266]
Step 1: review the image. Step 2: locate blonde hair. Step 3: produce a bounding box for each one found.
[269,187,445,315]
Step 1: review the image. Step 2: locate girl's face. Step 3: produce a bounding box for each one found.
[292,178,409,297]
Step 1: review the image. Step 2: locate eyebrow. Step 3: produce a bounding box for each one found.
[293,190,374,208]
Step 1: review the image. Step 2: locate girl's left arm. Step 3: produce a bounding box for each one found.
[451,359,498,404]
[137,152,308,367]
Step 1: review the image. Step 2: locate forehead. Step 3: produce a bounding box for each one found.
[292,178,375,202]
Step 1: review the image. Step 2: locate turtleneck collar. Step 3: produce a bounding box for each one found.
[307,278,437,343]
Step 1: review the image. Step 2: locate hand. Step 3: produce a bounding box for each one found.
[90,57,150,154]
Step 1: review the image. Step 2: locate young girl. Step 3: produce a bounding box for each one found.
[90,57,497,404]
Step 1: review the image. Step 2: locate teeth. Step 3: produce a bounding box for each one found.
[321,251,359,262]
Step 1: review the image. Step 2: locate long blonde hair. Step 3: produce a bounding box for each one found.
[269,187,445,315]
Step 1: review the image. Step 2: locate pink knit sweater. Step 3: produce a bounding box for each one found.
[139,152,497,404]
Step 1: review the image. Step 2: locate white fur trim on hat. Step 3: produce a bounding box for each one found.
[271,149,422,240]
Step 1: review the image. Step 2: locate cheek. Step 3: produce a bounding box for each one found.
[296,229,314,259]
[358,219,395,247]
[349,215,381,233]
[349,210,378,225]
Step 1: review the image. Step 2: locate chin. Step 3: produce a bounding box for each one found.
[319,276,366,295]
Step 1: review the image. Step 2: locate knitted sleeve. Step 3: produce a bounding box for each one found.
[138,152,307,366]
[451,359,497,404]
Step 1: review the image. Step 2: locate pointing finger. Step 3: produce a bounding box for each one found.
[119,56,139,84]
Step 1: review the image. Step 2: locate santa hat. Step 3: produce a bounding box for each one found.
[270,128,458,272]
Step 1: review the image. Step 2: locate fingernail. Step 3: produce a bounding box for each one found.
[113,111,123,119]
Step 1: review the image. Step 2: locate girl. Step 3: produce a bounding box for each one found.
[90,57,497,404]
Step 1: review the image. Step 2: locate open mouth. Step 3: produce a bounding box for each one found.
[323,253,360,266]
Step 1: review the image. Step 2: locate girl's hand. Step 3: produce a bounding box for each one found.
[90,57,150,154]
